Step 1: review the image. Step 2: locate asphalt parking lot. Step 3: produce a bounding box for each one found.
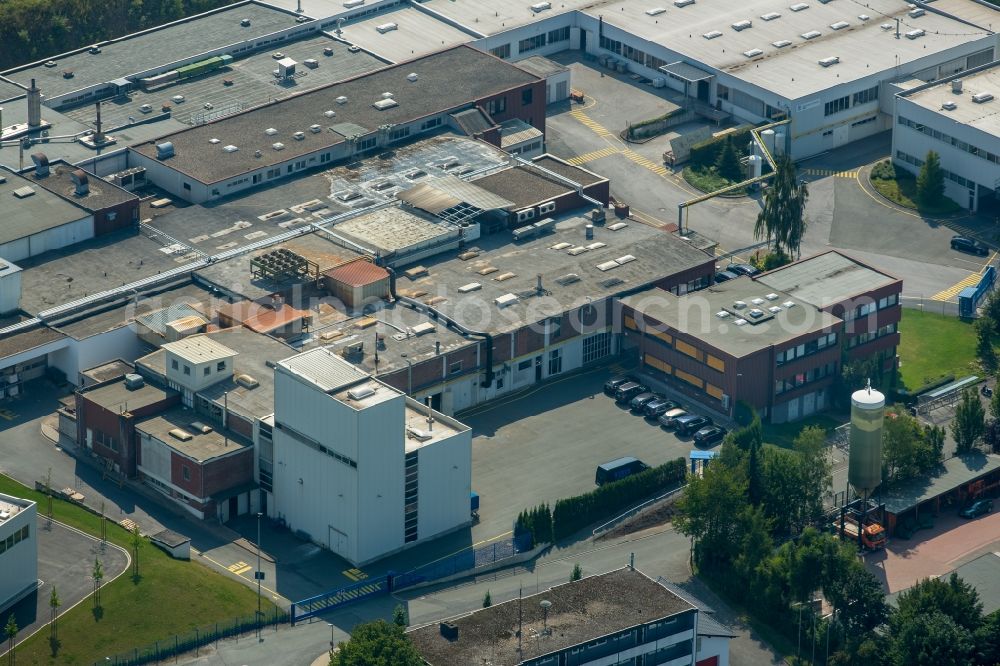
[464,365,718,540]
[8,516,129,648]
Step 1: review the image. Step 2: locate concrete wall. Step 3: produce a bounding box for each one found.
[0,496,37,612]
[414,417,471,541]
[0,215,93,263]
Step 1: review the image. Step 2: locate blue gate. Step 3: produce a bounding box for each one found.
[959,265,996,318]
[290,575,389,624]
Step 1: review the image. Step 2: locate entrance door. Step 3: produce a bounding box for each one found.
[697,79,710,102]
[430,393,442,411]
[228,496,238,520]
[580,30,587,52]
[329,526,348,558]
[535,356,542,382]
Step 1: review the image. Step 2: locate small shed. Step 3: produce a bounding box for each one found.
[149,528,191,560]
[323,259,390,309]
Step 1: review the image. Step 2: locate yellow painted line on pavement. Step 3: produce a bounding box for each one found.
[200,550,281,600]
[930,252,999,302]
[343,567,368,582]
[804,168,858,178]
[567,146,621,165]
[570,109,614,137]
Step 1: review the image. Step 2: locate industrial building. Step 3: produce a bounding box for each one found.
[408,566,732,666]
[894,60,1000,212]
[0,493,38,613]
[271,347,472,565]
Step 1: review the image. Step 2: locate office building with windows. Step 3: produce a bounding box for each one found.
[0,493,37,612]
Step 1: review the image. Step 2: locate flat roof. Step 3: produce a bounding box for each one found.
[278,345,370,392]
[0,493,34,528]
[471,157,605,209]
[331,377,400,409]
[338,6,475,63]
[621,277,839,358]
[81,359,134,384]
[499,118,543,149]
[408,567,694,665]
[333,207,453,255]
[945,553,1000,615]
[515,55,570,79]
[902,62,1000,137]
[403,398,468,452]
[583,0,995,99]
[81,376,177,413]
[0,168,89,245]
[2,2,301,100]
[131,45,539,184]
[162,335,237,363]
[137,406,250,463]
[0,77,25,103]
[26,161,138,212]
[755,250,899,308]
[61,34,386,130]
[0,321,66,360]
[883,452,1000,515]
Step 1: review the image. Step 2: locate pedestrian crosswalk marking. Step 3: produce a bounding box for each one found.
[228,561,252,575]
[931,273,982,302]
[803,168,858,178]
[622,149,669,176]
[570,110,615,137]
[567,146,621,165]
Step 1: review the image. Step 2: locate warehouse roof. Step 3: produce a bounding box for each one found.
[0,320,66,360]
[27,161,138,213]
[883,452,1000,515]
[756,250,899,308]
[81,376,177,413]
[162,336,237,363]
[409,567,694,665]
[332,207,455,256]
[901,62,1000,137]
[0,168,89,246]
[0,77,25,103]
[471,157,606,209]
[515,55,570,79]
[2,2,301,100]
[324,259,389,288]
[131,45,539,184]
[278,346,370,393]
[621,277,839,358]
[137,406,250,463]
[337,5,475,63]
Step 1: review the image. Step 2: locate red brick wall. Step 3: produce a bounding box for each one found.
[171,451,204,498]
[94,198,139,236]
[475,79,547,132]
[202,450,254,498]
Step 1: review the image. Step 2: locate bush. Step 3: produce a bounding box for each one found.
[870,159,896,180]
[515,503,552,546]
[689,127,755,169]
[550,458,686,541]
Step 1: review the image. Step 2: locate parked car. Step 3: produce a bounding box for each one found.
[951,235,990,256]
[615,382,648,404]
[693,425,727,447]
[138,103,153,113]
[604,376,631,395]
[728,263,760,277]
[629,392,659,412]
[714,270,740,283]
[675,414,713,436]
[644,397,678,418]
[658,408,688,429]
[959,498,994,518]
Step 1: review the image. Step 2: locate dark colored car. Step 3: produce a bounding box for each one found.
[693,425,728,447]
[675,414,713,436]
[644,397,678,418]
[629,392,659,412]
[658,408,688,429]
[714,270,740,283]
[959,499,993,518]
[728,263,760,277]
[951,235,990,256]
[615,382,648,404]
[604,376,630,395]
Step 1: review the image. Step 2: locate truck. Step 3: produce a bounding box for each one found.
[470,492,480,521]
[836,515,886,550]
[595,457,649,486]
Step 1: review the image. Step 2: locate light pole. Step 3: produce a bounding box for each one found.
[256,512,263,641]
[401,353,413,395]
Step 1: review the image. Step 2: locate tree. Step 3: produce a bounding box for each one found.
[333,619,424,666]
[716,136,743,182]
[791,426,832,526]
[49,586,61,643]
[924,424,946,463]
[890,610,974,666]
[130,523,144,580]
[951,387,986,453]
[893,573,983,633]
[731,505,773,594]
[570,563,582,582]
[992,378,1000,420]
[392,604,408,628]
[984,289,1000,332]
[976,318,997,371]
[5,613,17,665]
[92,558,104,611]
[827,566,889,636]
[916,150,945,206]
[673,451,749,571]
[755,154,808,258]
[883,408,938,483]
[975,609,1000,666]
[482,590,492,608]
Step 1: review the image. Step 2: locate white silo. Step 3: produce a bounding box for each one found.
[849,383,885,499]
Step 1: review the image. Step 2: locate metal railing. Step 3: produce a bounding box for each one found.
[591,485,687,537]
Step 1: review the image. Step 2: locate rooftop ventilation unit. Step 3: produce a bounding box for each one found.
[375,22,398,33]
[908,7,925,17]
[973,92,994,103]
[942,100,958,110]
[768,306,783,313]
[716,311,730,318]
[858,13,870,20]
[747,308,765,319]
[223,144,239,152]
[801,30,821,39]
[265,127,278,135]
[530,1,552,11]
[324,110,336,117]
[646,7,667,15]
[734,319,748,326]
[381,92,394,99]
[782,300,796,308]
[818,56,840,67]
[703,30,723,39]
[596,260,620,272]
[674,0,695,7]
[407,427,432,442]
[905,28,925,39]
[155,141,174,159]
[411,322,436,336]
[310,124,322,133]
[733,300,747,309]
[348,386,376,400]
[272,142,285,150]
[790,2,809,10]
[761,12,781,20]
[240,18,251,26]
[772,39,792,48]
[765,293,779,300]
[880,22,893,30]
[495,293,519,307]
[336,96,348,104]
[458,282,482,293]
[208,138,220,144]
[373,98,398,110]
[732,19,752,30]
[830,21,848,30]
[407,72,418,82]
[744,48,764,58]
[293,131,305,140]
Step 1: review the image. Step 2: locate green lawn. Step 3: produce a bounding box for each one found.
[898,308,979,390]
[0,474,275,665]
[870,167,962,216]
[682,166,746,195]
[762,413,844,449]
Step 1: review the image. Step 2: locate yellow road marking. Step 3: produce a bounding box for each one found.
[227,561,253,575]
[804,168,858,178]
[342,567,368,582]
[0,409,17,421]
[567,146,621,165]
[930,254,998,301]
[569,109,614,137]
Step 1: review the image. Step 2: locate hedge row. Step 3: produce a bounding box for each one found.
[549,458,687,542]
[689,126,755,169]
[515,503,553,547]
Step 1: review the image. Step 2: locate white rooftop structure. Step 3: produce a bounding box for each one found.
[162,336,237,364]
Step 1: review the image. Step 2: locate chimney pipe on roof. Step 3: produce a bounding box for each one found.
[435,340,441,355]
[27,79,41,128]
[536,274,543,295]
[94,102,104,144]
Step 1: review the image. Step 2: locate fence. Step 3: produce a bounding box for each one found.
[959,265,996,318]
[95,607,287,666]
